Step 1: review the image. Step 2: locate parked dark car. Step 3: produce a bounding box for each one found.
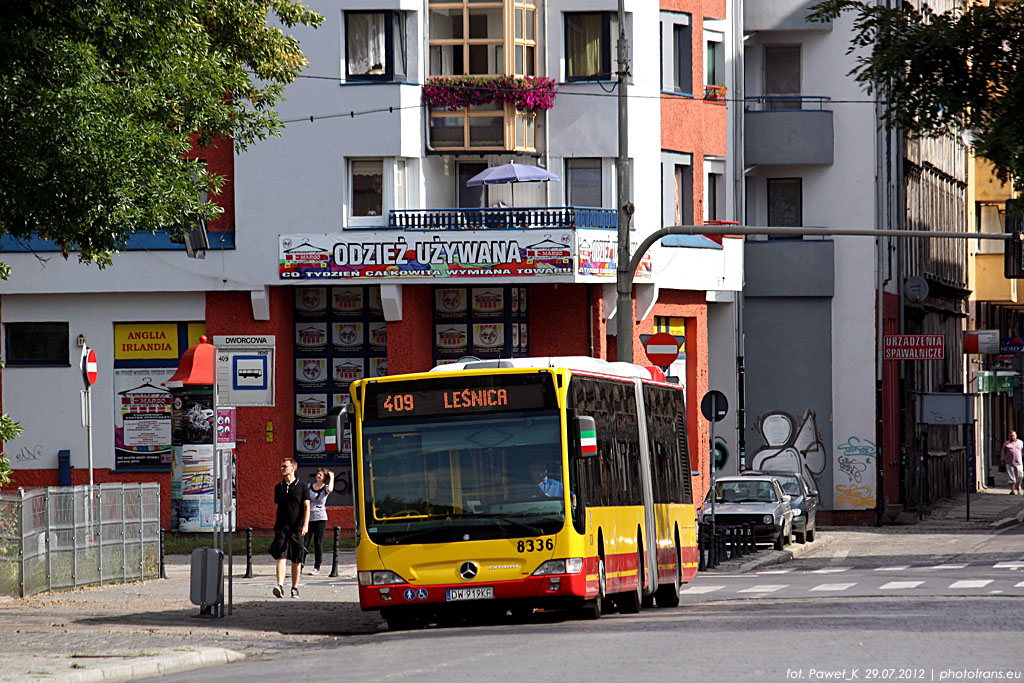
[741,470,818,543]
[699,475,794,549]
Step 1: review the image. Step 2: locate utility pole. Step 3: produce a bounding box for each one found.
[615,0,633,363]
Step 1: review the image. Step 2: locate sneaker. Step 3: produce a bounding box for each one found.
[273,584,283,598]
[291,586,300,598]
[310,567,320,575]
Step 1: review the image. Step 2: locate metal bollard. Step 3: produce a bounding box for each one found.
[329,526,340,577]
[244,528,254,579]
[698,523,707,571]
[716,529,726,564]
[159,528,167,579]
[746,524,755,554]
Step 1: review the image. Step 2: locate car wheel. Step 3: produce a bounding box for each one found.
[773,528,785,551]
[806,526,815,543]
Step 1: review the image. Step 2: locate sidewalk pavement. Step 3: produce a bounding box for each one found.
[3,484,1024,682]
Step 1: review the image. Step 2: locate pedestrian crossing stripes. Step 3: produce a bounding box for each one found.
[949,579,992,588]
[880,581,923,590]
[809,583,856,592]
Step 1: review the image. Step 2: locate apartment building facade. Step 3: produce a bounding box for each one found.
[733,0,970,523]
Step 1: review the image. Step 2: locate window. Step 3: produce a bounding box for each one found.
[767,178,802,231]
[764,45,801,110]
[346,11,407,81]
[570,377,643,509]
[513,1,538,77]
[565,12,613,81]
[705,32,723,88]
[704,157,725,222]
[673,24,692,93]
[4,322,69,366]
[351,160,383,217]
[429,1,505,76]
[565,159,603,207]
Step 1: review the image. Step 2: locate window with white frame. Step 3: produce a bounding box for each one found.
[565,158,603,207]
[660,13,692,94]
[704,157,725,222]
[704,29,724,93]
[348,158,412,226]
[660,152,692,227]
[345,11,407,81]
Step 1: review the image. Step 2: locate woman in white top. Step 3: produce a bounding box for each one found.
[303,468,334,574]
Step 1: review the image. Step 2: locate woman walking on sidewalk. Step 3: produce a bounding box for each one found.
[304,468,334,574]
[1001,431,1023,495]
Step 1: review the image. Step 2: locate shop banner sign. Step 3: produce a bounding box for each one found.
[576,230,653,279]
[883,334,944,360]
[279,231,574,280]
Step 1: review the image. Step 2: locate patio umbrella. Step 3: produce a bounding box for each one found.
[465,162,560,207]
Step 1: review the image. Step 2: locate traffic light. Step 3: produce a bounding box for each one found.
[1005,199,1024,278]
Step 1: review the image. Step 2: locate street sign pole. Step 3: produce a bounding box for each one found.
[709,393,716,540]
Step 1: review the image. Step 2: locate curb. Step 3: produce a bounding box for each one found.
[992,509,1024,530]
[54,647,246,683]
[706,533,836,574]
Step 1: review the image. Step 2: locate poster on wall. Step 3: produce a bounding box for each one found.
[114,368,175,469]
[173,408,236,532]
[172,391,215,446]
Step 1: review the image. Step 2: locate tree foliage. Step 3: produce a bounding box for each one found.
[0,0,322,266]
[0,358,20,486]
[810,0,1024,189]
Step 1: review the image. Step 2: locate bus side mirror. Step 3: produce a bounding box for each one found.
[574,415,598,459]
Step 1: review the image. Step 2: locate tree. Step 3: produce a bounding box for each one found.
[810,1,1024,190]
[0,0,323,268]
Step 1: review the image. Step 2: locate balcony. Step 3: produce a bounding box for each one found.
[744,0,832,32]
[744,96,834,166]
[389,206,617,230]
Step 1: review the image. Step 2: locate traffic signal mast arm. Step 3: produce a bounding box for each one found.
[625,224,1015,280]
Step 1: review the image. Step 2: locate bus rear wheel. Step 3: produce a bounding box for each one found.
[655,543,681,608]
[616,546,643,614]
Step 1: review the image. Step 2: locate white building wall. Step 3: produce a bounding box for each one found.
[3,293,205,472]
[743,14,881,509]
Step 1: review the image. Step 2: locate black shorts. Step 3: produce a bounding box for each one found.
[269,528,307,563]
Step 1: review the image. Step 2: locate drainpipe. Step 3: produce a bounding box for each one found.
[732,0,746,471]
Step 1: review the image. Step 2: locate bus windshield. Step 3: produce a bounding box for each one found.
[362,411,565,545]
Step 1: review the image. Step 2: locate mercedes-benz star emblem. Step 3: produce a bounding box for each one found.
[459,561,478,580]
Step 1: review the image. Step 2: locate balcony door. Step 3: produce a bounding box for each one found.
[458,163,488,208]
[764,45,801,110]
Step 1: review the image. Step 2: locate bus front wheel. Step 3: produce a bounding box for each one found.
[382,608,421,631]
[579,558,605,620]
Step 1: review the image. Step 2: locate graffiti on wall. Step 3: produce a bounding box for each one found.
[750,410,826,488]
[834,436,877,509]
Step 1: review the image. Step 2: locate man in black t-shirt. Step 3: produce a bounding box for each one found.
[269,458,310,598]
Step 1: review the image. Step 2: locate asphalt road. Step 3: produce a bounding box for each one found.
[146,525,1024,683]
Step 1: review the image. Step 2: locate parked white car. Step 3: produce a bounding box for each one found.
[700,475,795,549]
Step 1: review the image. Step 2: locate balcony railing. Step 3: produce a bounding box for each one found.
[389,207,617,231]
[744,95,831,111]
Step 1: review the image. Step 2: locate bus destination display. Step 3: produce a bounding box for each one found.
[366,374,555,420]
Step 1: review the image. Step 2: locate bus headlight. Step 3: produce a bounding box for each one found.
[358,570,407,586]
[533,558,584,575]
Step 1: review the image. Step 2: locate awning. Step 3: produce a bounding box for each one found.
[165,336,216,387]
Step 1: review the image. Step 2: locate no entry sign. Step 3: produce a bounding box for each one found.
[644,332,680,367]
[82,347,98,387]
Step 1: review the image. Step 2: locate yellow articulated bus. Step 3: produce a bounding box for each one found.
[332,356,697,630]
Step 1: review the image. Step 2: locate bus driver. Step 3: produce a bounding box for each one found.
[529,460,564,498]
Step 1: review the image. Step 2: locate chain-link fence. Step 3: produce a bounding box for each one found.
[0,483,160,598]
